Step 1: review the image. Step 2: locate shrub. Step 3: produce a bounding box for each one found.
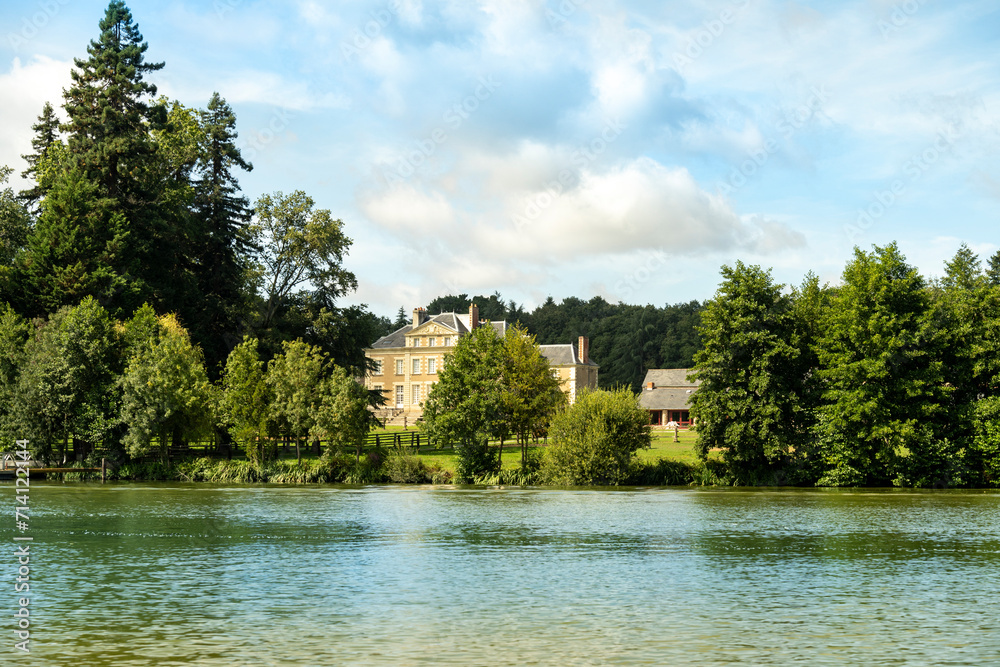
[385,453,429,484]
[540,388,651,486]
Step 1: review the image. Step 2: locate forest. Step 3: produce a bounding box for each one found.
[690,242,1000,488]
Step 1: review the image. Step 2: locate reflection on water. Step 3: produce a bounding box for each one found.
[3,484,999,665]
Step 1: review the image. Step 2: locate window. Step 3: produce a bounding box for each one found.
[373,384,383,394]
[412,358,421,374]
[429,337,436,346]
[395,385,404,408]
[443,337,451,346]
[395,359,404,375]
[551,369,560,379]
[412,338,419,347]
[413,385,421,405]
[428,358,437,374]
[373,359,383,375]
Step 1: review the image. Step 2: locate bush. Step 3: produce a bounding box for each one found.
[385,453,430,484]
[540,388,651,486]
[454,436,496,483]
[628,458,697,486]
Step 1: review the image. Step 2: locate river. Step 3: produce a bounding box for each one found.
[4,483,999,665]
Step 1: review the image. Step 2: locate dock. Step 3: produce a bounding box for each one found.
[0,460,107,482]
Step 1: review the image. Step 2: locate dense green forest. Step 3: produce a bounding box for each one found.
[422,294,703,391]
[690,242,1000,488]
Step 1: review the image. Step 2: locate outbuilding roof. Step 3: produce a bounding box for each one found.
[638,368,699,411]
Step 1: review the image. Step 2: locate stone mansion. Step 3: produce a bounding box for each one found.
[364,304,599,421]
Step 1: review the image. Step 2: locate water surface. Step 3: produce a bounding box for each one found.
[3,484,999,665]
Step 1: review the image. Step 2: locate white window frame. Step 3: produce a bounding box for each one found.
[373,359,383,375]
[444,337,451,346]
[429,337,436,346]
[412,385,421,405]
[428,358,437,374]
[395,385,404,408]
[412,358,421,374]
[395,359,404,375]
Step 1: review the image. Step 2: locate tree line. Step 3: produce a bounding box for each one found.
[0,296,373,467]
[690,242,1000,488]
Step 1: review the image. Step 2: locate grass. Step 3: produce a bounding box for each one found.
[374,426,709,476]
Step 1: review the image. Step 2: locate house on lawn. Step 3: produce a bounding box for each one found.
[638,368,699,427]
[364,304,598,423]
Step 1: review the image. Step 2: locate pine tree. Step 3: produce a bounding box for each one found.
[19,102,62,212]
[60,1,168,311]
[191,92,254,372]
[18,168,131,317]
[986,250,1000,286]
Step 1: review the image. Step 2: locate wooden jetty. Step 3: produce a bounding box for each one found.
[0,459,106,482]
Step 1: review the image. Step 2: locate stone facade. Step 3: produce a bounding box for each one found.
[364,305,598,422]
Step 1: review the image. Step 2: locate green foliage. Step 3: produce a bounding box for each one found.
[689,262,816,479]
[311,364,373,461]
[0,166,31,268]
[251,190,357,330]
[384,452,431,484]
[501,325,565,465]
[541,388,651,486]
[220,336,274,466]
[814,243,949,486]
[266,339,326,462]
[10,298,120,463]
[971,397,1000,485]
[422,325,506,479]
[189,92,255,374]
[19,101,62,211]
[18,167,131,317]
[119,313,214,460]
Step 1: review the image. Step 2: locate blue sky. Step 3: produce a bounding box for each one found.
[2,0,999,318]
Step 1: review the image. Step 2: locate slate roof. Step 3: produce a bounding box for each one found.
[638,368,699,411]
[642,368,698,388]
[369,313,507,349]
[539,344,599,367]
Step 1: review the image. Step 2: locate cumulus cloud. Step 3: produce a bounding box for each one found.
[0,56,72,186]
[492,157,805,259]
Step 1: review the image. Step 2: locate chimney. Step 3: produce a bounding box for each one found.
[646,381,655,390]
[578,336,589,364]
[412,307,425,328]
[468,303,479,330]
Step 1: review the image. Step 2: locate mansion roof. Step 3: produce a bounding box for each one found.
[370,313,508,349]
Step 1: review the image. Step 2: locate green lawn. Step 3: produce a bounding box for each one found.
[358,426,707,475]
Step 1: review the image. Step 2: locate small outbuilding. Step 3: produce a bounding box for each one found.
[638,369,699,427]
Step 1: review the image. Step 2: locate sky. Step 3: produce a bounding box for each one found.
[2,0,999,318]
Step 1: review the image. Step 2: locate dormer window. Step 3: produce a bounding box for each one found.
[429,337,436,346]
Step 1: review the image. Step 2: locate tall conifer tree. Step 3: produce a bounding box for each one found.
[191,92,254,371]
[58,1,169,311]
[20,102,62,212]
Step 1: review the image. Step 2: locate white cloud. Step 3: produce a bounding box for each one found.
[359,185,456,235]
[490,157,805,260]
[0,56,72,187]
